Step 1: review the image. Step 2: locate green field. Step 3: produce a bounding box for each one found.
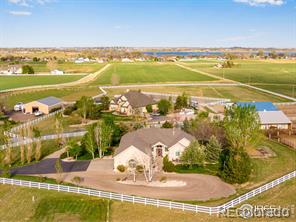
[0,178,295,222]
[182,60,296,98]
[0,75,86,91]
[105,85,290,102]
[92,63,217,85]
[0,61,106,74]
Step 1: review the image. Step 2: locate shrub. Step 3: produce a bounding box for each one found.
[163,155,175,172]
[146,104,153,113]
[63,105,77,115]
[160,176,167,183]
[136,165,144,173]
[22,65,34,74]
[71,176,84,185]
[161,121,173,128]
[218,148,252,184]
[117,165,126,173]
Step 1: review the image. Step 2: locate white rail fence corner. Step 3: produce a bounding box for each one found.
[0,170,295,214]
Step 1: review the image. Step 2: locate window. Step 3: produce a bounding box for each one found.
[175,151,180,157]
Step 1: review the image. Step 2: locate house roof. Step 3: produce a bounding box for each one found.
[258,111,291,125]
[236,102,278,111]
[121,91,156,108]
[37,96,63,107]
[115,128,195,156]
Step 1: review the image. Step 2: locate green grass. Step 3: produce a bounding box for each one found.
[174,164,218,175]
[92,63,217,85]
[182,60,296,98]
[0,75,85,91]
[105,85,290,102]
[0,185,109,222]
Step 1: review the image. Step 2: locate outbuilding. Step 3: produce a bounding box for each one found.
[23,96,63,114]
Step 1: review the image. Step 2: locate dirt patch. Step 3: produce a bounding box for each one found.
[118,180,186,187]
[7,111,36,122]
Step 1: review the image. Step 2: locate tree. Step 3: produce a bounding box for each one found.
[33,127,42,161]
[94,122,113,158]
[69,143,82,160]
[205,135,222,163]
[19,128,26,165]
[100,95,110,110]
[76,96,95,122]
[175,93,188,110]
[163,155,175,172]
[218,148,252,184]
[54,112,64,145]
[22,65,34,74]
[84,125,96,159]
[26,126,33,163]
[161,121,173,128]
[224,105,261,149]
[146,104,153,113]
[157,99,172,115]
[0,128,11,166]
[180,140,205,169]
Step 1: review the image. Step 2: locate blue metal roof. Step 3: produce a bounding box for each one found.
[37,96,62,106]
[236,102,278,111]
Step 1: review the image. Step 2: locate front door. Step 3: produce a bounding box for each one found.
[156,148,163,157]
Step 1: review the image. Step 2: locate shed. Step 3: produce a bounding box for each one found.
[23,96,63,114]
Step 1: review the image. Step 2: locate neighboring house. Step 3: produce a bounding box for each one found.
[113,128,194,170]
[110,91,157,116]
[23,96,63,114]
[51,69,64,75]
[0,65,22,74]
[74,57,90,63]
[121,58,133,63]
[236,102,292,130]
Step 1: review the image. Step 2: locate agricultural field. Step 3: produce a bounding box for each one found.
[181,60,296,98]
[0,61,106,74]
[92,63,217,85]
[0,178,295,222]
[105,85,290,102]
[0,75,86,91]
[2,87,100,109]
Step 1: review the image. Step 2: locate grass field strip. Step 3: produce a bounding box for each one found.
[0,170,295,214]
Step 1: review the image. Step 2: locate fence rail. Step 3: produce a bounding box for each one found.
[0,170,295,214]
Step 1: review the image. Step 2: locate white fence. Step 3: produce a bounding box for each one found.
[0,170,295,214]
[10,109,63,133]
[0,131,86,150]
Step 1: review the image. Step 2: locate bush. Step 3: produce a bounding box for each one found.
[160,176,167,183]
[117,165,126,173]
[161,121,173,128]
[22,65,34,74]
[163,155,175,172]
[136,165,144,173]
[63,105,77,115]
[218,148,252,184]
[146,104,153,113]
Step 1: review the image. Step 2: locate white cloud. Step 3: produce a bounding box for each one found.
[9,10,32,16]
[234,0,284,6]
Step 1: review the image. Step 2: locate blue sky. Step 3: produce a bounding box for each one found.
[0,0,295,48]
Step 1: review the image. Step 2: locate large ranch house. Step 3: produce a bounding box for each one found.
[110,90,157,116]
[113,128,194,171]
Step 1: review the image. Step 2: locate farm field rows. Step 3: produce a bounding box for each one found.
[181,60,296,98]
[0,75,86,91]
[91,63,217,85]
[105,85,289,102]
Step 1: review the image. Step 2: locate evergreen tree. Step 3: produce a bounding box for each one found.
[205,135,222,163]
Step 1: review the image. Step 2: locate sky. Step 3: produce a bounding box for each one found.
[0,0,295,48]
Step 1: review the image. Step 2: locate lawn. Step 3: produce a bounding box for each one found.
[0,75,86,91]
[3,87,100,109]
[0,178,295,221]
[182,60,296,98]
[105,85,290,102]
[92,63,217,85]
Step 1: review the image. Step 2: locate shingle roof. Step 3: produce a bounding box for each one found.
[236,102,278,111]
[115,128,195,156]
[258,111,291,125]
[37,96,63,106]
[122,91,156,108]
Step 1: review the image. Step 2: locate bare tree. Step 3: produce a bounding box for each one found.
[26,126,33,163]
[19,128,26,165]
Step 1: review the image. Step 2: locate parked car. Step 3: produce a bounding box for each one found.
[34,111,43,116]
[14,102,24,111]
